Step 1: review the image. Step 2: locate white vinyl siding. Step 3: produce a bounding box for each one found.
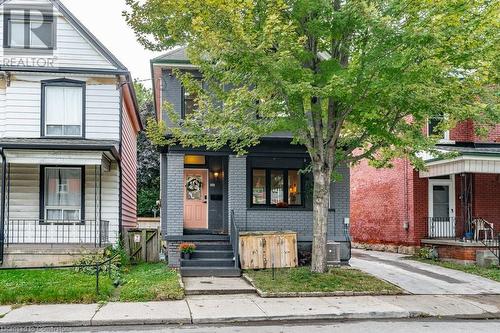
[0,0,117,70]
[0,74,120,140]
[6,163,119,244]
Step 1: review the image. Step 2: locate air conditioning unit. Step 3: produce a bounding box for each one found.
[326,242,341,267]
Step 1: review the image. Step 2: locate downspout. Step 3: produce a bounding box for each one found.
[0,148,7,265]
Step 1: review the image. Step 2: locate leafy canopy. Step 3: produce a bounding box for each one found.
[126,0,499,171]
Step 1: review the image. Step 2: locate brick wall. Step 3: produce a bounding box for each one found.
[350,159,420,246]
[228,156,350,242]
[450,121,500,143]
[473,173,500,233]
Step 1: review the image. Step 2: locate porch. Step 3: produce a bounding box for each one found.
[0,142,120,266]
[419,144,500,263]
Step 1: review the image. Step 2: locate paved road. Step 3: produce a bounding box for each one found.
[63,320,500,333]
[350,249,500,294]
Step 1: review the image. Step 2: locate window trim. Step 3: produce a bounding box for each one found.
[180,77,203,119]
[250,168,305,208]
[39,165,86,223]
[4,15,56,50]
[41,79,86,139]
[427,116,453,143]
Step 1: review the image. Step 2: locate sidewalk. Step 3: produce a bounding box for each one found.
[1,294,500,328]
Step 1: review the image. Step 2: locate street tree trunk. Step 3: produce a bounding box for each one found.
[311,163,332,273]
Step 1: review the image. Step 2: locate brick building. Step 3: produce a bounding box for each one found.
[351,121,500,262]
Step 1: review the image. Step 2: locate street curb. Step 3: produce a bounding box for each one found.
[242,273,404,298]
[2,311,500,328]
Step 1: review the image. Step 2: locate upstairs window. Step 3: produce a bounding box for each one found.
[428,114,450,141]
[42,80,85,137]
[181,78,203,118]
[6,18,54,49]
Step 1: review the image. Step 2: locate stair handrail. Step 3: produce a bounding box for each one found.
[476,218,500,262]
[230,210,240,269]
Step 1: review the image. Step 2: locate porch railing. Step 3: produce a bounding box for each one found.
[230,210,240,269]
[427,217,461,239]
[4,219,111,247]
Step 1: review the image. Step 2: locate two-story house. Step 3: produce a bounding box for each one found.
[151,47,351,276]
[351,120,500,263]
[0,0,142,267]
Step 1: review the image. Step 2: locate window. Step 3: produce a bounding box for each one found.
[252,170,267,205]
[182,78,202,117]
[251,169,303,207]
[42,81,85,137]
[44,167,83,222]
[7,19,53,49]
[428,114,450,141]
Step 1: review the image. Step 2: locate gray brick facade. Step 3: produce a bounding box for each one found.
[163,153,185,236]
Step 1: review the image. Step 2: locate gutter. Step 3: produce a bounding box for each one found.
[0,148,6,265]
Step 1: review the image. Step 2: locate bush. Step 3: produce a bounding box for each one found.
[138,187,160,217]
[417,246,438,260]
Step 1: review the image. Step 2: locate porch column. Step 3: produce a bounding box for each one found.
[228,155,247,232]
[162,153,184,267]
[0,151,6,264]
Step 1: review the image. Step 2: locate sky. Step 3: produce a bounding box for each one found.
[60,0,162,83]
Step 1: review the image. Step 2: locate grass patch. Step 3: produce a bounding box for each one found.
[412,257,500,282]
[0,263,184,305]
[119,263,184,302]
[245,267,402,294]
[0,269,113,305]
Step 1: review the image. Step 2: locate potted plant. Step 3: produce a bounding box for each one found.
[179,243,196,260]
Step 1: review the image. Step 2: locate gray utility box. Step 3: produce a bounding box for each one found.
[326,242,341,266]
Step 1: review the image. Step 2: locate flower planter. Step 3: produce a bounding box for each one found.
[181,252,192,260]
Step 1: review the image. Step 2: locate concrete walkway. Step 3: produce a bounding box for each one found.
[1,294,500,328]
[183,277,256,295]
[351,249,500,295]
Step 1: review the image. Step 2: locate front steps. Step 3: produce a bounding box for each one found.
[180,240,241,277]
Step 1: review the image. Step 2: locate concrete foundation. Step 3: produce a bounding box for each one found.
[1,244,105,267]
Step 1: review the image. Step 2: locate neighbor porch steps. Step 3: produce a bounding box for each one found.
[180,240,241,277]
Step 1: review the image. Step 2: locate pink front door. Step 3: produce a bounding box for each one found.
[184,169,209,229]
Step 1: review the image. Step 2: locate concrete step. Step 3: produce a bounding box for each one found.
[181,258,235,268]
[195,243,232,251]
[180,267,241,277]
[191,250,234,259]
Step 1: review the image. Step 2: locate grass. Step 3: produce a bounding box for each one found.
[245,266,402,294]
[412,257,500,282]
[0,263,183,305]
[0,269,114,305]
[119,263,184,302]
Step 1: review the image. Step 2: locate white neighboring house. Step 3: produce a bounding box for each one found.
[0,0,142,267]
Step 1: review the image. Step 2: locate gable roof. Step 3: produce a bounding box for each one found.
[151,47,189,64]
[0,0,127,71]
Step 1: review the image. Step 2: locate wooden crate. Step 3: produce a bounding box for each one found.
[239,231,298,269]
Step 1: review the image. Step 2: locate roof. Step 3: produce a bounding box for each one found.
[0,138,120,160]
[151,47,190,64]
[435,143,500,157]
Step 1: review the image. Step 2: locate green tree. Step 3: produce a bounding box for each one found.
[125,0,499,272]
[135,82,160,217]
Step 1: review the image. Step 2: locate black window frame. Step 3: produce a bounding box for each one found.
[180,77,203,119]
[39,165,86,224]
[3,13,56,50]
[250,168,305,208]
[41,78,86,139]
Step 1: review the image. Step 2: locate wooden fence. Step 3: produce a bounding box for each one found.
[124,228,161,263]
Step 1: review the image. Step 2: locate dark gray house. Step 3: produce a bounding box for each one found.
[151,47,351,276]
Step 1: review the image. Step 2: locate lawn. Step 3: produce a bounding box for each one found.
[119,263,184,301]
[412,258,500,282]
[0,263,183,305]
[245,267,402,294]
[0,269,114,305]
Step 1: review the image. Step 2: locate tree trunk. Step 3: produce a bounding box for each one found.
[310,164,331,273]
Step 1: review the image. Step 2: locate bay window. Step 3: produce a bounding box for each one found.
[42,80,85,137]
[43,167,83,222]
[251,169,303,207]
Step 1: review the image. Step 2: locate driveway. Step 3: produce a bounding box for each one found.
[351,249,500,295]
